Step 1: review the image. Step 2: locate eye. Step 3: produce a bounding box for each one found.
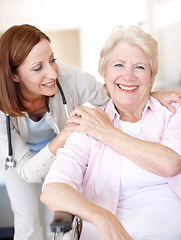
[33,65,42,72]
[50,58,57,63]
[136,65,145,70]
[115,63,124,68]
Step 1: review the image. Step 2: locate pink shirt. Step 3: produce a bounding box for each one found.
[44,97,181,235]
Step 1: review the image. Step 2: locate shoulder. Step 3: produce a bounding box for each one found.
[148,96,164,110]
[148,96,181,114]
[0,111,6,120]
[57,61,96,83]
[141,97,181,142]
[143,96,181,130]
[57,61,79,75]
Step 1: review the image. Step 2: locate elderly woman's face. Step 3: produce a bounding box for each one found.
[104,41,151,113]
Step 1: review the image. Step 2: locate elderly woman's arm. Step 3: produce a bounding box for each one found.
[100,124,181,177]
[41,182,133,240]
[67,106,181,177]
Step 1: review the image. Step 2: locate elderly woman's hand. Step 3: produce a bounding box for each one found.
[93,207,133,240]
[151,90,181,113]
[66,106,116,141]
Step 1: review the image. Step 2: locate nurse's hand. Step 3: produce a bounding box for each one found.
[151,90,181,113]
[67,106,116,142]
[48,123,74,155]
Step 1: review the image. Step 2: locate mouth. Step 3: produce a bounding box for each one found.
[117,84,138,91]
[42,81,55,87]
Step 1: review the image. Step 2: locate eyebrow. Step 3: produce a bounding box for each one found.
[31,52,54,67]
[49,52,54,59]
[31,61,42,68]
[112,60,125,63]
[134,62,149,66]
[112,60,149,66]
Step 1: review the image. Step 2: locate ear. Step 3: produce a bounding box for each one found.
[13,74,20,83]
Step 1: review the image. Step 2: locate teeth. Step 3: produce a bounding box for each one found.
[43,82,53,86]
[118,84,137,91]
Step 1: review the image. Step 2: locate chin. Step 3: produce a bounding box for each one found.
[46,86,57,96]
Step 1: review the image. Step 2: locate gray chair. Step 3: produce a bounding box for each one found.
[51,211,82,240]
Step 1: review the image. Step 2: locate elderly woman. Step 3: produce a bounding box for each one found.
[41,25,181,240]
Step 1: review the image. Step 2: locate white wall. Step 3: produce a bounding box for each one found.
[152,0,181,89]
[159,21,181,85]
[0,0,181,87]
[45,29,81,67]
[0,0,146,81]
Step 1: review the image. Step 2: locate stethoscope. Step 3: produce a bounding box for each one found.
[4,81,69,170]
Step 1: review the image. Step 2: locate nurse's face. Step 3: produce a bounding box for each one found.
[14,39,59,100]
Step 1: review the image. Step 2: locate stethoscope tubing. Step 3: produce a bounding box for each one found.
[6,114,13,157]
[57,81,69,118]
[5,82,68,170]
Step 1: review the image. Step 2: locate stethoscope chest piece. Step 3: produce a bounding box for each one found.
[4,156,16,170]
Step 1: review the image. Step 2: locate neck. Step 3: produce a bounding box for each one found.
[114,103,145,122]
[119,110,143,122]
[114,95,149,123]
[22,95,46,115]
[25,94,45,102]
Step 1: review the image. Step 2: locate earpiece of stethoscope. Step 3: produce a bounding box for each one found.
[4,114,16,170]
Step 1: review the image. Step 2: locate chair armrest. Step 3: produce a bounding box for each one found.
[50,211,74,233]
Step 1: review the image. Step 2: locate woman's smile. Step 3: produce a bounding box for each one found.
[117,83,139,92]
[41,80,56,87]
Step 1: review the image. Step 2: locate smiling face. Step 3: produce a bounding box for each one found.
[104,41,152,114]
[14,39,59,100]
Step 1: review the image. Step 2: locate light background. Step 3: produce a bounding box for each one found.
[0,0,181,89]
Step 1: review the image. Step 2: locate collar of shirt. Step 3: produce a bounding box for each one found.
[104,96,167,123]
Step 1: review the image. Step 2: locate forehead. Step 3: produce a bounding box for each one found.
[17,39,53,71]
[110,41,148,63]
[27,39,52,59]
[18,39,53,72]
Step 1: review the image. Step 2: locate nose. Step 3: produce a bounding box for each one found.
[122,67,134,82]
[46,63,58,79]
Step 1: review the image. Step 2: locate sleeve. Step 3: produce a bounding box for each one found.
[44,131,91,191]
[0,113,9,170]
[74,67,110,107]
[0,112,56,183]
[15,144,56,183]
[161,103,181,156]
[162,103,181,199]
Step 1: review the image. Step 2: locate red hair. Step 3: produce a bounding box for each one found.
[0,24,50,117]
